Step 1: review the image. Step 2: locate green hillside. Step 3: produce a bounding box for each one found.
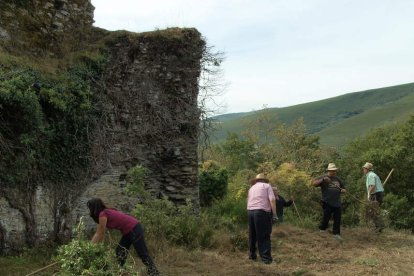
[209,83,414,146]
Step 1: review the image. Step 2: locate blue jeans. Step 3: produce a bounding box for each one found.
[248,209,273,263]
[116,223,159,275]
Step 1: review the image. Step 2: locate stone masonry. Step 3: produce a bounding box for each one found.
[0,1,204,253]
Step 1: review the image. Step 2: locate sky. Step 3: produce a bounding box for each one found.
[92,0,414,115]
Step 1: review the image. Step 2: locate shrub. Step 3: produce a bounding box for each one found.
[227,169,255,201]
[268,163,319,219]
[133,198,215,249]
[383,193,414,229]
[199,161,229,206]
[124,165,149,199]
[206,196,247,226]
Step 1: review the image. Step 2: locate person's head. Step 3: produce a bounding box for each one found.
[87,198,107,223]
[362,162,373,174]
[250,173,269,185]
[326,163,338,176]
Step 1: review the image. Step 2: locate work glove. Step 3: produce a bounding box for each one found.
[272,215,279,224]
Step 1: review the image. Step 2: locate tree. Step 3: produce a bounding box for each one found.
[340,116,414,231]
[272,118,337,174]
[198,44,226,161]
[218,133,261,174]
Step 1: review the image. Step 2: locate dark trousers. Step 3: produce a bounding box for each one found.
[116,223,159,276]
[319,202,342,235]
[370,192,383,205]
[248,209,272,263]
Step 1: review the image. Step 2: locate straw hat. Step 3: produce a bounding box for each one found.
[362,162,373,170]
[326,163,338,171]
[250,173,269,184]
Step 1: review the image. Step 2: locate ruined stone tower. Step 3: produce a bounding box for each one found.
[0,0,203,253]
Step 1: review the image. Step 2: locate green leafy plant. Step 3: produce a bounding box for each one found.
[0,53,106,192]
[133,198,215,249]
[199,160,229,206]
[55,218,134,275]
[124,165,149,199]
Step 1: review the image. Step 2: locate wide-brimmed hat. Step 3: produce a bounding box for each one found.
[326,163,338,171]
[362,162,373,170]
[250,173,269,184]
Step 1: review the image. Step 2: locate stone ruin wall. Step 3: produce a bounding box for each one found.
[0,0,203,254]
[0,0,94,55]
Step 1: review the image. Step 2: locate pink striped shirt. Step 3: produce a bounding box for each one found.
[247,182,275,212]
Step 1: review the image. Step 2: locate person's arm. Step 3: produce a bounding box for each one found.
[367,185,375,199]
[270,198,276,217]
[339,179,346,193]
[312,176,329,187]
[91,216,107,244]
[366,173,376,199]
[285,199,293,207]
[267,185,277,219]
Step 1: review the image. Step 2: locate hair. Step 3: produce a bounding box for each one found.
[87,198,107,223]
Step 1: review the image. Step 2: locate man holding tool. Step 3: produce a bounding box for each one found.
[313,163,346,241]
[362,162,386,232]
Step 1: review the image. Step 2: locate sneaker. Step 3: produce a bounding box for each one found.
[333,234,343,241]
[319,229,327,233]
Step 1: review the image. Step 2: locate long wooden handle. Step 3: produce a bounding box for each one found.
[382,168,394,187]
[292,201,304,226]
[25,262,58,276]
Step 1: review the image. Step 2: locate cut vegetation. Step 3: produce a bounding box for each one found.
[4,224,413,275]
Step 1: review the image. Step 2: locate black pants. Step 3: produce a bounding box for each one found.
[248,209,272,263]
[319,202,342,235]
[370,192,383,205]
[116,223,159,276]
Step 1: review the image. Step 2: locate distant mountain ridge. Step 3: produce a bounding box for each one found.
[209,82,414,147]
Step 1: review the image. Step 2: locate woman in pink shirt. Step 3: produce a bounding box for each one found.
[247,173,276,264]
[87,198,159,275]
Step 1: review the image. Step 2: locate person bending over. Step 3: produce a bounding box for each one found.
[87,198,159,275]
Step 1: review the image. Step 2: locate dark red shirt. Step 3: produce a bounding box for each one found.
[99,209,139,235]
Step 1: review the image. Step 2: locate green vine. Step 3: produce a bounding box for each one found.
[0,53,107,190]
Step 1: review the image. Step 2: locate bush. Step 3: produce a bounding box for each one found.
[133,198,215,249]
[268,163,319,219]
[199,161,229,206]
[227,169,255,201]
[383,193,414,229]
[206,196,247,226]
[124,164,149,199]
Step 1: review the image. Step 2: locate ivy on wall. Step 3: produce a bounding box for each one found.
[0,53,107,190]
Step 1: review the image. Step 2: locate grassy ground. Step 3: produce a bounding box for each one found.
[1,224,413,275]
